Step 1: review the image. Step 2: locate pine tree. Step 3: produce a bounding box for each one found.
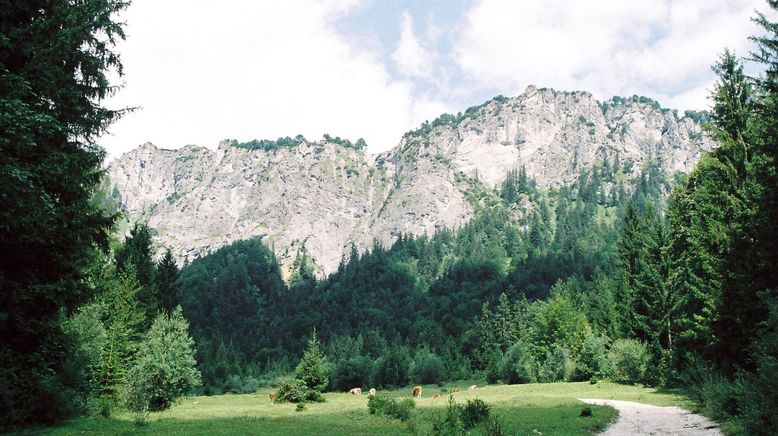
[155,250,180,314]
[0,0,129,425]
[295,328,329,392]
[116,222,160,324]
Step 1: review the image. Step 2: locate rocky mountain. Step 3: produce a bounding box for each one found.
[107,86,714,276]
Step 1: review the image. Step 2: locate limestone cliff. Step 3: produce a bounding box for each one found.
[107,86,713,275]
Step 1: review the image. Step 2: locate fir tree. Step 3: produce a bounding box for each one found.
[295,328,329,393]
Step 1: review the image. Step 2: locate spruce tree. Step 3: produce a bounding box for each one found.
[155,250,180,314]
[0,0,129,426]
[295,328,329,393]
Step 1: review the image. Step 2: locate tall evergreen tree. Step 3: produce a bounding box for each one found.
[155,250,179,314]
[0,0,129,426]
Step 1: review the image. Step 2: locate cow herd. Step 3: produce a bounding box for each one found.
[268,385,478,402]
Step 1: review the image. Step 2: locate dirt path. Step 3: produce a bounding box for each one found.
[579,398,723,435]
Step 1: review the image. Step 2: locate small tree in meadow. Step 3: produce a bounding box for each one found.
[295,328,329,393]
[124,307,201,414]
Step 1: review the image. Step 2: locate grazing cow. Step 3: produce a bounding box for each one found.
[412,386,423,399]
[433,394,441,399]
[468,385,477,391]
[452,387,461,393]
[349,387,362,396]
[368,388,376,396]
[269,391,277,402]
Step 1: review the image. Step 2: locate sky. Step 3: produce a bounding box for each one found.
[99,0,768,159]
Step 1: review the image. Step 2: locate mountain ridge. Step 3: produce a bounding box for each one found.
[107,85,714,276]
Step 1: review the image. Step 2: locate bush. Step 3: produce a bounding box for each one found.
[367,395,415,421]
[608,339,649,384]
[485,414,506,436]
[124,308,201,412]
[461,398,490,429]
[536,346,575,383]
[431,396,464,435]
[680,361,739,422]
[412,351,446,385]
[274,378,307,404]
[499,343,531,384]
[224,375,260,394]
[372,348,410,388]
[573,333,611,381]
[329,356,372,392]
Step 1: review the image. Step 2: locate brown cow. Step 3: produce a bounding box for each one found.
[349,387,362,396]
[368,388,376,396]
[269,391,277,402]
[468,385,477,391]
[412,385,423,399]
[452,387,461,393]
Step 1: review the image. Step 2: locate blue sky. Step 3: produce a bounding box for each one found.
[100,0,768,159]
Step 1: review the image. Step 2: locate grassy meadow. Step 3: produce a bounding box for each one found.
[27,381,693,435]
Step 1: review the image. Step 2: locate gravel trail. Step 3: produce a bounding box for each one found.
[579,398,723,435]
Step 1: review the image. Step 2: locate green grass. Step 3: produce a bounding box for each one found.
[26,381,692,435]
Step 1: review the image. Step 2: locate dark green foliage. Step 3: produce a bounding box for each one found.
[485,415,507,436]
[322,133,365,150]
[367,395,415,421]
[233,135,306,151]
[431,396,465,435]
[412,351,446,385]
[294,329,329,393]
[124,307,201,412]
[0,0,128,426]
[499,342,532,384]
[372,347,411,388]
[329,357,372,392]
[115,223,159,325]
[155,250,180,314]
[580,406,593,417]
[177,238,286,389]
[274,378,307,404]
[461,398,491,429]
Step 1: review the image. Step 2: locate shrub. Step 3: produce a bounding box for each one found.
[536,346,575,383]
[461,398,491,429]
[296,403,306,412]
[412,352,446,385]
[499,343,531,384]
[329,356,372,392]
[372,348,411,388]
[680,361,739,422]
[573,332,610,381]
[485,414,506,436]
[431,396,464,435]
[274,378,307,404]
[224,375,260,394]
[367,395,415,421]
[124,308,201,413]
[608,339,649,384]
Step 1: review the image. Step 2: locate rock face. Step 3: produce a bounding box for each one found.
[108,86,713,275]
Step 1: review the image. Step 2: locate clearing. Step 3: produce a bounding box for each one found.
[29,381,699,435]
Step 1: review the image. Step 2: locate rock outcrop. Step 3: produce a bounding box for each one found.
[107,86,713,275]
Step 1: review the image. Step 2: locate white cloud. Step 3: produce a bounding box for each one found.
[392,11,434,78]
[100,0,447,159]
[454,0,765,111]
